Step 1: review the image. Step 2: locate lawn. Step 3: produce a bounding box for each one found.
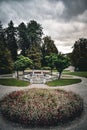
[0,78,29,86]
[47,79,81,86]
[63,71,87,78]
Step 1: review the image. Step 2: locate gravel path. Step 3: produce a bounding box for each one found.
[0,77,87,130]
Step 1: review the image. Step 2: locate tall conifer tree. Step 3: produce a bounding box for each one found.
[0,21,13,74]
[6,20,18,61]
[18,22,29,56]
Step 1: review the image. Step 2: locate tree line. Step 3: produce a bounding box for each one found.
[0,20,58,74]
[0,20,87,76]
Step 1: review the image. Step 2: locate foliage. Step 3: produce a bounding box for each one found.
[46,53,70,79]
[45,53,57,75]
[0,22,13,74]
[2,20,87,74]
[27,20,43,47]
[0,48,14,74]
[6,20,18,61]
[41,36,58,66]
[42,36,58,56]
[25,20,43,68]
[18,22,29,56]
[0,20,59,71]
[55,53,70,79]
[77,57,87,71]
[0,78,29,86]
[14,55,32,78]
[47,79,81,86]
[0,21,6,48]
[42,66,51,70]
[71,38,87,71]
[14,55,32,71]
[0,89,83,126]
[26,45,42,69]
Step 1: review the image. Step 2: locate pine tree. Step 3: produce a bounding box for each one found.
[0,21,13,74]
[6,20,18,61]
[26,45,42,69]
[41,36,58,66]
[0,21,6,48]
[18,22,29,56]
[27,20,43,48]
[26,20,43,68]
[0,48,13,74]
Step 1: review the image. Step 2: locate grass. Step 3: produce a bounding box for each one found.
[63,70,71,73]
[63,71,87,78]
[0,88,83,126]
[46,79,81,86]
[0,78,29,86]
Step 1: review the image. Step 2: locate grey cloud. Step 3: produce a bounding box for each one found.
[0,0,39,25]
[54,0,87,20]
[0,0,26,1]
[0,0,65,25]
[63,0,87,20]
[1,0,87,23]
[0,0,87,53]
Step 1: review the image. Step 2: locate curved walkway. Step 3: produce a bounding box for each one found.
[0,76,87,130]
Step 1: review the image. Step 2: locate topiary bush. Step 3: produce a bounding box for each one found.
[0,89,83,126]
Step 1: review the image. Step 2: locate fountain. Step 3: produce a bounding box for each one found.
[23,70,57,84]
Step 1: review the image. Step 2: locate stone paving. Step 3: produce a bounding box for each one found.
[0,76,87,130]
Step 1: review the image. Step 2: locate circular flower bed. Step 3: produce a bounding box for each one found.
[0,89,83,126]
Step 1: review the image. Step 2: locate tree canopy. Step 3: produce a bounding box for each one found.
[55,53,70,79]
[45,54,57,75]
[71,38,87,71]
[1,19,87,75]
[18,22,28,56]
[0,21,13,74]
[14,55,32,78]
[6,20,18,61]
[14,55,32,72]
[26,45,42,69]
[46,53,70,79]
[41,36,58,67]
[27,20,43,48]
[0,21,6,48]
[0,20,44,73]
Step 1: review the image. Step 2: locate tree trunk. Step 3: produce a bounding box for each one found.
[23,70,24,75]
[51,68,52,76]
[58,72,62,79]
[17,70,19,78]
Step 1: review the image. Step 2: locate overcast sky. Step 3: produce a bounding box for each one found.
[0,0,87,53]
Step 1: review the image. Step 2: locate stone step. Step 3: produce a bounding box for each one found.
[30,78,46,84]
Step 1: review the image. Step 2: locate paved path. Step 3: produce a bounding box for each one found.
[0,77,87,130]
